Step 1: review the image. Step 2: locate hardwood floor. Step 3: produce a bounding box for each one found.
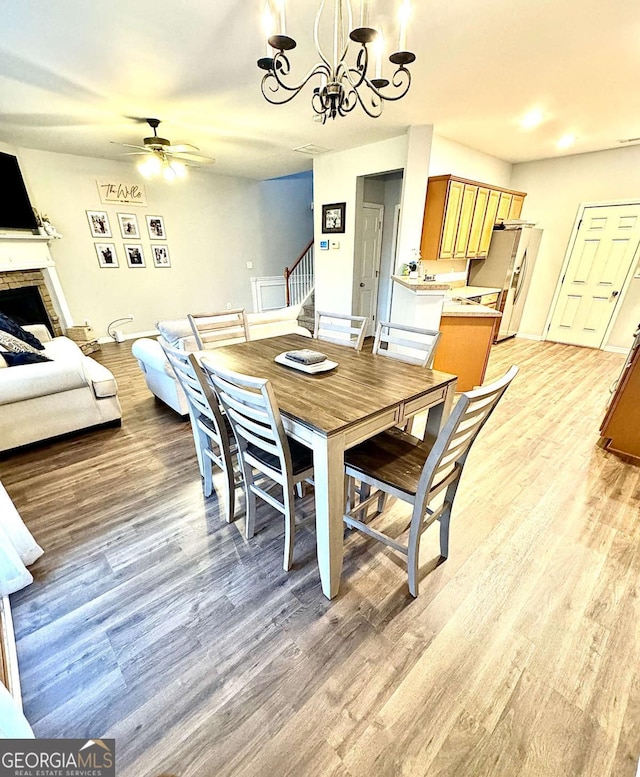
[1,337,639,776]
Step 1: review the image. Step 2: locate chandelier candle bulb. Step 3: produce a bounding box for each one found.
[275,0,286,36]
[375,30,384,79]
[398,0,410,51]
[359,0,368,28]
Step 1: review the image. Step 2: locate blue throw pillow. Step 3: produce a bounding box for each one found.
[1,350,51,366]
[0,313,45,350]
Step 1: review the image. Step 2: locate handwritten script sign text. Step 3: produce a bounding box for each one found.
[96,179,147,206]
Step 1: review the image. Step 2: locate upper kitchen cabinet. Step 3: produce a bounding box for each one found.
[420,175,527,261]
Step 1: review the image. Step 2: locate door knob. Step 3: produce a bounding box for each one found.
[359,282,365,287]
[612,290,620,298]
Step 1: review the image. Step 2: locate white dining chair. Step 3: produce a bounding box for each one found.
[161,343,238,523]
[314,310,368,351]
[343,366,519,596]
[373,321,441,368]
[188,309,250,350]
[200,359,314,571]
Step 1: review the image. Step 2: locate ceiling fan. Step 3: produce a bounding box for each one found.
[115,118,215,180]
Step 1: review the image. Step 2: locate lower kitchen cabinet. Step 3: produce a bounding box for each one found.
[599,331,640,461]
[433,310,501,392]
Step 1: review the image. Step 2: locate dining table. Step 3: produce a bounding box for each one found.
[199,333,458,599]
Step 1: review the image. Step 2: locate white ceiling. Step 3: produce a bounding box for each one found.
[1,0,639,180]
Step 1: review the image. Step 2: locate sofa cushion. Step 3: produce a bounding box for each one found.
[0,314,45,350]
[0,330,42,355]
[1,351,51,367]
[155,319,193,348]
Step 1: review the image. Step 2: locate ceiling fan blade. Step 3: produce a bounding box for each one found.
[171,151,215,164]
[167,143,200,153]
[110,141,151,152]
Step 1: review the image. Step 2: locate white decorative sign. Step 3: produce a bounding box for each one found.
[96,179,147,206]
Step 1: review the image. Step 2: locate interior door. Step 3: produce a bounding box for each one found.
[547,204,640,347]
[354,203,383,336]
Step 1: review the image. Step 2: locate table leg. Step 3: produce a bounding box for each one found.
[312,432,346,599]
[425,380,457,438]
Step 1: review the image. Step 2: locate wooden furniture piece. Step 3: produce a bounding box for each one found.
[599,329,640,461]
[0,596,20,704]
[314,311,368,351]
[199,333,458,598]
[188,308,250,350]
[372,321,441,368]
[161,343,238,520]
[343,366,519,596]
[66,324,100,354]
[433,306,502,392]
[202,362,314,571]
[421,174,527,261]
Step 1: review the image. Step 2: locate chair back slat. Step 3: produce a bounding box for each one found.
[188,309,250,350]
[314,310,368,351]
[373,322,441,368]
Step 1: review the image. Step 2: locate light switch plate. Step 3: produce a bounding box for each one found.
[330,240,340,249]
[246,261,253,269]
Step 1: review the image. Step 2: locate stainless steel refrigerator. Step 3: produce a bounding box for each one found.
[468,225,543,342]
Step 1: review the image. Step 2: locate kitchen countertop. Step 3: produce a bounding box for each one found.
[441,302,501,318]
[392,276,451,291]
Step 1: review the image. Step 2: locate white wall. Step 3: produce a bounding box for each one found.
[10,148,312,338]
[313,135,409,315]
[511,144,640,349]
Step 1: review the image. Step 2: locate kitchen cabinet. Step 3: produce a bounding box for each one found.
[420,175,527,261]
[599,330,640,461]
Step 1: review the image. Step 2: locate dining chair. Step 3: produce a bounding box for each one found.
[161,343,238,523]
[314,310,368,351]
[199,359,314,571]
[342,365,519,597]
[188,308,250,350]
[372,321,441,368]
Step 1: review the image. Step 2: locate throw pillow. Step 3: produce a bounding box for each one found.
[0,351,51,366]
[0,313,44,350]
[0,330,42,355]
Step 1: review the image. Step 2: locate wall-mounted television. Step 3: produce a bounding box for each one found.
[0,152,39,232]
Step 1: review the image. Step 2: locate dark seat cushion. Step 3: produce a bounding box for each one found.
[247,436,313,477]
[0,314,45,350]
[345,427,438,496]
[199,412,234,439]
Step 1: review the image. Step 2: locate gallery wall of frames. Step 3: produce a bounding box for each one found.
[86,210,171,270]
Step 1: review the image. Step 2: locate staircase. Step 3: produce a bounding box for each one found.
[297,289,315,333]
[284,239,314,330]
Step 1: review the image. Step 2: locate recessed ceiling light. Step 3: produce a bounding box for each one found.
[557,133,576,149]
[520,109,544,130]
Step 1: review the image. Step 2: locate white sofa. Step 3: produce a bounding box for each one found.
[132,306,311,415]
[0,325,122,452]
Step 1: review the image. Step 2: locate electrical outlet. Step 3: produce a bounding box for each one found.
[246,261,253,270]
[226,302,232,310]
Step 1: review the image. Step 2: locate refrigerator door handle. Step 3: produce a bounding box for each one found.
[514,248,528,304]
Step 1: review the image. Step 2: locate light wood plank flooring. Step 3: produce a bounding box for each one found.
[1,337,639,777]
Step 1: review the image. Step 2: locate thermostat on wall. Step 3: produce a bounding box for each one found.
[319,239,329,250]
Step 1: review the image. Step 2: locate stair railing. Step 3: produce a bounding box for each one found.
[284,240,314,306]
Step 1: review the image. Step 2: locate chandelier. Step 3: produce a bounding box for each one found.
[257,0,415,122]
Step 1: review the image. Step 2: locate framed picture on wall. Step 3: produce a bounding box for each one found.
[152,244,171,267]
[322,202,346,234]
[146,215,166,240]
[124,244,145,268]
[117,213,140,239]
[86,210,111,238]
[95,243,119,268]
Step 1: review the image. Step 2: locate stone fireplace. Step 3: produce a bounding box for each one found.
[0,235,72,335]
[0,270,62,336]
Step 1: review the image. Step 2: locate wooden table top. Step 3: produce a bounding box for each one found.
[199,334,457,437]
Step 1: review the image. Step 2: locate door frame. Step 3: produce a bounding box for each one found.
[543,198,640,349]
[354,201,384,334]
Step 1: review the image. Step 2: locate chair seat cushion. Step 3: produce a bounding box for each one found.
[199,412,234,439]
[247,436,313,477]
[345,427,437,496]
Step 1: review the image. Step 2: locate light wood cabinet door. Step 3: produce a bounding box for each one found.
[509,194,524,219]
[496,192,512,223]
[467,187,490,257]
[478,189,501,256]
[453,185,478,258]
[439,180,464,259]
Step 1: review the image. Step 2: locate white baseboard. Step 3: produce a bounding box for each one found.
[603,344,630,354]
[515,332,544,342]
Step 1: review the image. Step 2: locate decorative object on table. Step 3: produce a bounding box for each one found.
[408,247,421,277]
[86,210,111,238]
[283,349,327,365]
[322,202,346,234]
[112,118,214,181]
[146,214,166,239]
[408,260,419,278]
[66,324,100,354]
[152,244,171,268]
[33,209,62,239]
[95,242,119,268]
[124,244,145,268]
[275,352,338,373]
[257,0,415,122]
[117,212,140,239]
